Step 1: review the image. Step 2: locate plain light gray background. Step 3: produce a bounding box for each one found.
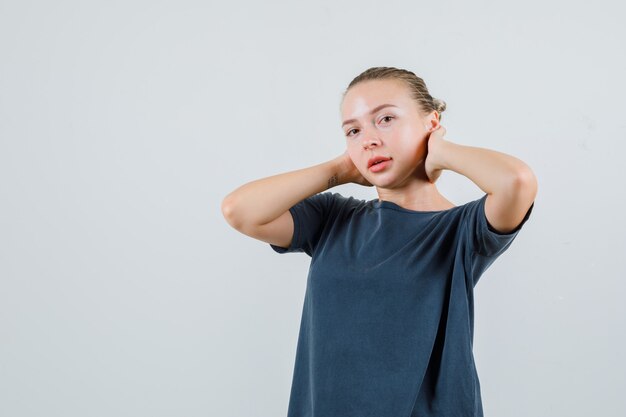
[1,0,625,416]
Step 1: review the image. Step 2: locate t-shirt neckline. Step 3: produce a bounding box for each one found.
[370,198,459,214]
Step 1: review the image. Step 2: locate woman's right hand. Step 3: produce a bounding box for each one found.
[334,150,373,187]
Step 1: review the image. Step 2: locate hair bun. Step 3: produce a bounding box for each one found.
[433,98,447,113]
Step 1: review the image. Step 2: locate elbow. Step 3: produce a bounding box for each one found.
[221,194,243,230]
[512,166,538,200]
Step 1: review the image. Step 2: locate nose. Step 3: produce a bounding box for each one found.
[361,129,381,149]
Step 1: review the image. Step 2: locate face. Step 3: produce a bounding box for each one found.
[340,79,439,187]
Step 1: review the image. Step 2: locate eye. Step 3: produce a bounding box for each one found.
[346,128,359,137]
[345,116,394,138]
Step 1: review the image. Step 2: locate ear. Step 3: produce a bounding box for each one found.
[424,112,440,131]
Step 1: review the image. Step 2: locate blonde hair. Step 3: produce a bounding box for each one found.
[342,66,447,122]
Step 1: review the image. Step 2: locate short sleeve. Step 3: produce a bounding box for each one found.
[464,193,534,285]
[269,191,337,257]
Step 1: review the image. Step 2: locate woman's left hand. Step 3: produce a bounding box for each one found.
[424,125,448,184]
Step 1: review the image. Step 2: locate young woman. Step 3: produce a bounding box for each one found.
[222,66,537,417]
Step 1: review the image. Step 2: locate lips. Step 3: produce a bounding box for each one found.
[367,155,392,168]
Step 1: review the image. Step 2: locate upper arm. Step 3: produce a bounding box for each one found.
[225,191,338,257]
[240,209,295,249]
[463,185,535,287]
[484,172,538,234]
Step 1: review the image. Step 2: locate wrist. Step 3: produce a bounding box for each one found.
[324,159,347,189]
[434,140,455,171]
[328,158,352,187]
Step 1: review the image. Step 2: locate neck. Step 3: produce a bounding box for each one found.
[375,181,455,212]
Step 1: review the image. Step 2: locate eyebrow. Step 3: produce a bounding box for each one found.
[342,103,399,127]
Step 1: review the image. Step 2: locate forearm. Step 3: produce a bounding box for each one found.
[438,141,534,194]
[221,159,345,229]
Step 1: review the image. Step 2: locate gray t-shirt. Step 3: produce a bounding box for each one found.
[270,191,534,417]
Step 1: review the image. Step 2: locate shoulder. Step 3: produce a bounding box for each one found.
[317,191,367,208]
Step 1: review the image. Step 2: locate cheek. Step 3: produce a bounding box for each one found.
[348,151,360,166]
[345,142,358,156]
[345,148,364,169]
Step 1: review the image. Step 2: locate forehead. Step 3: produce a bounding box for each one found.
[341,79,413,116]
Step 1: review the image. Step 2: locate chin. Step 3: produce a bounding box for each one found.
[369,176,395,188]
